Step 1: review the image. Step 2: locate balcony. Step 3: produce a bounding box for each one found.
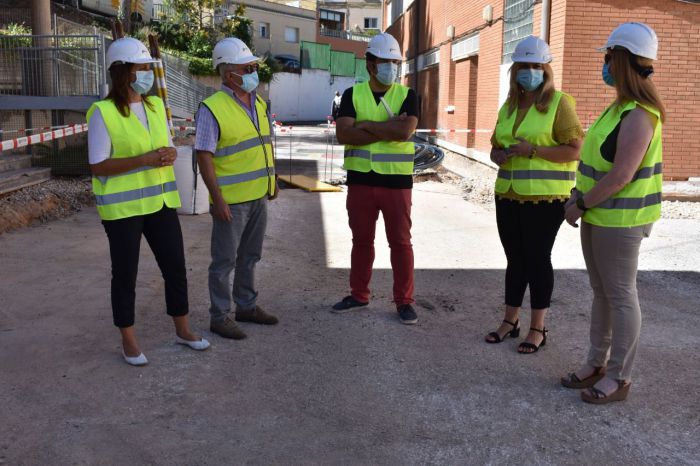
[318,27,373,43]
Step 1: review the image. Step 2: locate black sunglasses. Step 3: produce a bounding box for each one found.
[241,63,259,74]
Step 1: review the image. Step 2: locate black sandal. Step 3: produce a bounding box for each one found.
[517,327,548,354]
[485,319,520,344]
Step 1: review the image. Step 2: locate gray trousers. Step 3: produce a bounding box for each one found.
[208,198,267,322]
[581,221,652,382]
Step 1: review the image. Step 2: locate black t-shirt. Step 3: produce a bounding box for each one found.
[338,86,418,189]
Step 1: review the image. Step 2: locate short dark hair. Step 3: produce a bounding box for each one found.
[365,52,377,62]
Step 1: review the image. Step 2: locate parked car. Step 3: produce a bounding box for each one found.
[274,54,301,73]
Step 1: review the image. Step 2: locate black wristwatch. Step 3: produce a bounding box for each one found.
[576,197,588,211]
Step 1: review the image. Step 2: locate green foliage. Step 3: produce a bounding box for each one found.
[214,4,252,47]
[151,3,276,82]
[0,23,32,47]
[151,20,193,51]
[187,29,213,59]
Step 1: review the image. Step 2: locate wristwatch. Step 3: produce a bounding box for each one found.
[576,196,588,211]
[528,144,537,159]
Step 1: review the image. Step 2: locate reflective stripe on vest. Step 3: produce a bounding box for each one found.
[343,82,414,176]
[494,91,577,196]
[498,169,576,181]
[578,161,662,183]
[202,91,275,205]
[218,167,276,187]
[576,100,663,227]
[87,96,181,221]
[95,181,178,206]
[215,135,273,157]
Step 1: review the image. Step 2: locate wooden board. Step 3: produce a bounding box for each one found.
[278,174,342,192]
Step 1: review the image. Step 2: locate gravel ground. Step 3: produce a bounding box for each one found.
[0,177,94,234]
[434,152,700,219]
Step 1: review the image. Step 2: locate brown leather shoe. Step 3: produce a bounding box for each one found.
[210,317,247,340]
[235,306,279,325]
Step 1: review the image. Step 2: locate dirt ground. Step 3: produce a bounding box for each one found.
[1,128,698,465]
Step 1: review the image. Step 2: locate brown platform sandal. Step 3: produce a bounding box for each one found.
[561,366,607,389]
[581,380,631,405]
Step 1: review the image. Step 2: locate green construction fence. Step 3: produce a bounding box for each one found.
[300,41,370,82]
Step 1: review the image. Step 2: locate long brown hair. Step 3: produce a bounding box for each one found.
[106,63,154,118]
[505,62,556,115]
[608,47,665,123]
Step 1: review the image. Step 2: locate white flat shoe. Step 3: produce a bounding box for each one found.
[122,351,148,366]
[176,336,211,351]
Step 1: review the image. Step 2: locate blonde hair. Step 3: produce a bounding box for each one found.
[505,62,556,115]
[608,47,665,123]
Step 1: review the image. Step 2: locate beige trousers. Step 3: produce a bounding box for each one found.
[580,221,653,382]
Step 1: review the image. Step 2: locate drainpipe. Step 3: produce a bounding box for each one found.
[540,0,550,43]
[412,0,420,92]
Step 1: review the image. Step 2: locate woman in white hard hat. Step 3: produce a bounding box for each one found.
[485,35,584,353]
[87,37,209,366]
[561,22,665,404]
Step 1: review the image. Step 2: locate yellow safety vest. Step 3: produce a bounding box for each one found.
[494,91,578,196]
[201,91,275,205]
[344,82,414,175]
[87,96,181,221]
[577,100,662,227]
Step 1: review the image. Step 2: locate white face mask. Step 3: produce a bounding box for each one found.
[375,62,398,86]
[130,70,154,94]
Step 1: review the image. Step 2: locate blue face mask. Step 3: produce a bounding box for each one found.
[602,63,615,87]
[234,71,260,93]
[516,69,544,92]
[130,70,154,94]
[375,62,398,86]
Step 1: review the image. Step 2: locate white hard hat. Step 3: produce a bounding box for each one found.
[106,37,157,69]
[511,35,552,64]
[213,37,259,67]
[366,32,402,60]
[599,22,658,60]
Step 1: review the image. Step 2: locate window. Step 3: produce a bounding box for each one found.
[451,33,479,61]
[502,0,534,63]
[285,27,299,43]
[320,9,345,31]
[417,47,440,71]
[400,59,414,77]
[364,17,378,29]
[320,9,343,22]
[259,22,269,39]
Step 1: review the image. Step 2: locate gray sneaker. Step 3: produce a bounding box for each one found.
[210,316,247,340]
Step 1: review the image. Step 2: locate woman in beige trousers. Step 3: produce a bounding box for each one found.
[561,22,665,404]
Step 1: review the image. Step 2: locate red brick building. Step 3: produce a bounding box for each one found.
[385,0,700,180]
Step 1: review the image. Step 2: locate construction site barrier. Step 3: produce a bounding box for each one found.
[1,123,88,152]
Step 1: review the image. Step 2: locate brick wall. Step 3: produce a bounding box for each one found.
[386,0,505,150]
[386,0,699,179]
[561,0,700,179]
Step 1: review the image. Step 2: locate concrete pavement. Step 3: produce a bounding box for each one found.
[1,128,699,465]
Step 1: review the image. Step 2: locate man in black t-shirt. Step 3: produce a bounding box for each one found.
[331,32,419,325]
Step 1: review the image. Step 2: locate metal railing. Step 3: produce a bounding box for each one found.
[0,34,105,97]
[161,52,216,117]
[319,28,373,43]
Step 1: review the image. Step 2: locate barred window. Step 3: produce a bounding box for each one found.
[502,0,535,63]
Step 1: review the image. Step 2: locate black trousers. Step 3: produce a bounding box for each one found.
[102,207,188,328]
[495,197,566,310]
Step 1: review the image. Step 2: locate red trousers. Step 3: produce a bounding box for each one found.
[346,184,414,305]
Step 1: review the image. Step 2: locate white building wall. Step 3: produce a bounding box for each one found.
[269,70,355,121]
